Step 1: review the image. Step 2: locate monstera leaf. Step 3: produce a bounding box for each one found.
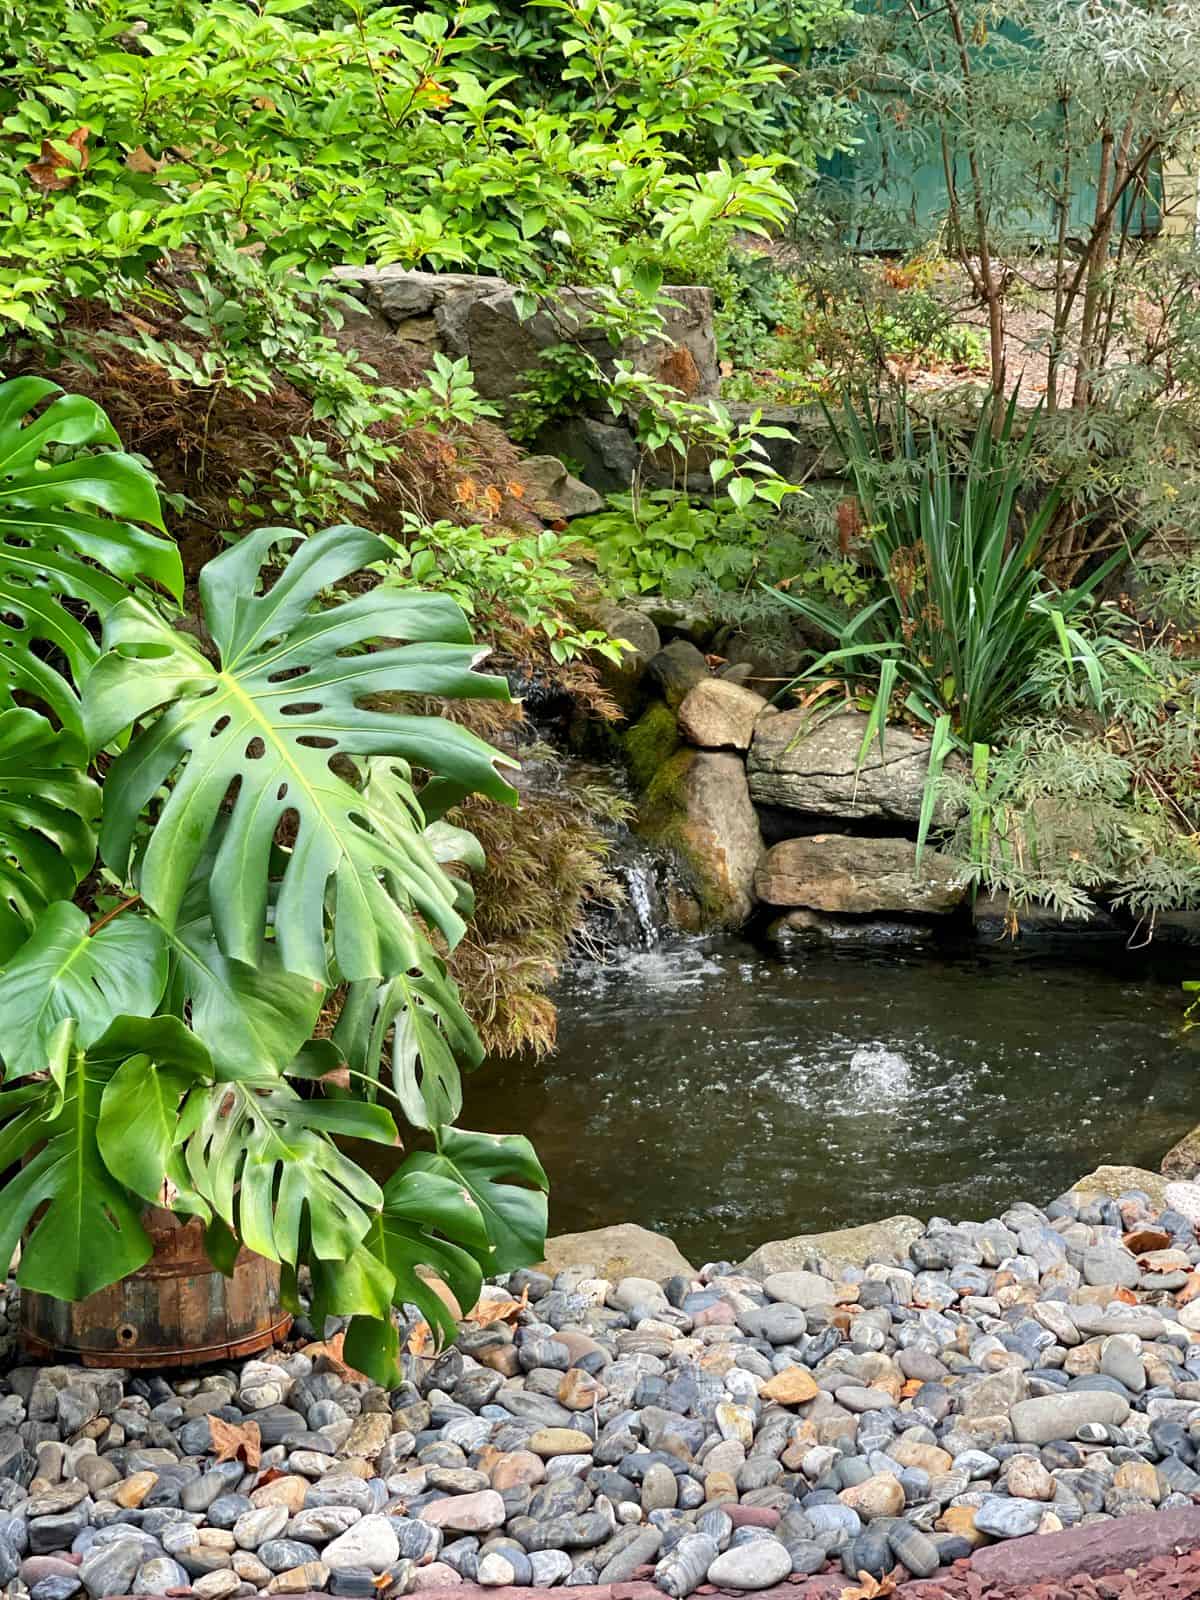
[0,376,182,734]
[178,1077,398,1264]
[409,1126,549,1274]
[342,1163,491,1382]
[94,1016,214,1212]
[333,952,484,1130]
[0,709,100,962]
[0,900,168,1079]
[86,523,517,984]
[0,1023,154,1299]
[159,876,324,1082]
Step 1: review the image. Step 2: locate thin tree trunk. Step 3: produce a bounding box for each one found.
[944,0,1005,417]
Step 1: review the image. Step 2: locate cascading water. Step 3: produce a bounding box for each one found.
[585,830,680,953]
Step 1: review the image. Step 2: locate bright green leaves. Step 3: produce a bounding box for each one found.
[0,709,100,962]
[179,1079,397,1266]
[0,1030,154,1300]
[409,1126,549,1275]
[0,377,180,735]
[0,901,167,1079]
[94,1016,213,1210]
[160,887,324,1081]
[346,1168,488,1382]
[339,1133,549,1384]
[87,523,517,984]
[334,959,484,1131]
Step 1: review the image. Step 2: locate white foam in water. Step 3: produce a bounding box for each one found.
[848,1041,914,1097]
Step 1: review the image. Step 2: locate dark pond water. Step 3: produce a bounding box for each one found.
[462,940,1200,1263]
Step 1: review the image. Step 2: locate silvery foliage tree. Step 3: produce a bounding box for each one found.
[831,0,1200,410]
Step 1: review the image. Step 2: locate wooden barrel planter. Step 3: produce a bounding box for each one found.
[20,1208,291,1368]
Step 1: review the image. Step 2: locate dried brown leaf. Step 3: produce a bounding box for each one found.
[208,1415,262,1468]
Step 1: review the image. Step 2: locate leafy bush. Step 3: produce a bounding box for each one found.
[384,517,624,666]
[441,0,850,166]
[0,0,803,344]
[580,491,783,596]
[941,635,1200,927]
[0,375,546,1377]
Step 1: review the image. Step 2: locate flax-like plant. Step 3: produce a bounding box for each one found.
[776,392,1148,848]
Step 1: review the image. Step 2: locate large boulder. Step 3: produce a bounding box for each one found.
[638,749,762,929]
[972,890,1120,939]
[645,640,710,710]
[741,1216,925,1278]
[335,269,718,408]
[754,834,966,915]
[1162,1124,1200,1180]
[747,710,953,824]
[538,1223,695,1280]
[677,679,769,751]
[723,402,839,481]
[537,417,639,494]
[1065,1165,1170,1211]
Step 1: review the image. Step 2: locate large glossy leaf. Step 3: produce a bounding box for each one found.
[0,377,182,734]
[333,952,484,1130]
[0,708,99,962]
[0,1027,152,1299]
[179,1078,398,1264]
[159,880,324,1082]
[86,523,518,983]
[409,1126,548,1274]
[343,1164,491,1383]
[0,901,168,1079]
[95,1016,214,1209]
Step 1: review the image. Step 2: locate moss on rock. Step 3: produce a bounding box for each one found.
[636,747,761,930]
[623,700,683,793]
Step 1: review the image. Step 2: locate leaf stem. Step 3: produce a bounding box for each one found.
[88,895,142,937]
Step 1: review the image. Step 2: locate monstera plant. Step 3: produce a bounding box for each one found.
[0,376,547,1381]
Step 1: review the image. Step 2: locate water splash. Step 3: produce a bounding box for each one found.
[848,1041,914,1098]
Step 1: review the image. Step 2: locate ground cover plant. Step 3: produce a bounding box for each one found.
[0,373,548,1380]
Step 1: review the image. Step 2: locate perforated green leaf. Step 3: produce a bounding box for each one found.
[0,709,99,962]
[86,523,517,983]
[0,377,181,734]
[343,1163,492,1382]
[179,1078,398,1264]
[159,881,324,1082]
[410,1126,548,1274]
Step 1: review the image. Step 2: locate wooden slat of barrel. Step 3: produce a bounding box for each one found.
[20,1209,290,1367]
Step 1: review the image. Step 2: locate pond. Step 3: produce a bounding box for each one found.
[462,940,1200,1264]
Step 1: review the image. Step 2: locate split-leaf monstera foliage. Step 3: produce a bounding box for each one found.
[0,377,547,1380]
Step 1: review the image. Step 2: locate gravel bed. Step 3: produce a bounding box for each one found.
[4,1174,1200,1599]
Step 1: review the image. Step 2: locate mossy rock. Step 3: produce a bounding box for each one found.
[624,700,682,794]
[637,747,761,930]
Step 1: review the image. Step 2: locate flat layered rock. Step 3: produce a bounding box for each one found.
[747,710,955,823]
[741,1216,923,1276]
[537,1223,695,1280]
[754,833,965,915]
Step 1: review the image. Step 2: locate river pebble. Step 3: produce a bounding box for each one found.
[0,1176,1199,1595]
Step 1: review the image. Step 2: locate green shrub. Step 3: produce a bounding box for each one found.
[0,374,547,1377]
[777,392,1148,847]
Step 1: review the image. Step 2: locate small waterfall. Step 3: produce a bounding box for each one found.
[579,832,681,953]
